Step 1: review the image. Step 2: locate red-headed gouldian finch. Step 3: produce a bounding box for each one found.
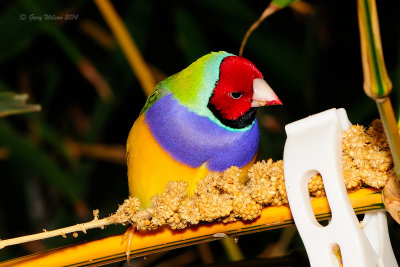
[127,51,281,209]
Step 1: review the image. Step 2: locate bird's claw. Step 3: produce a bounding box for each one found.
[122,226,135,264]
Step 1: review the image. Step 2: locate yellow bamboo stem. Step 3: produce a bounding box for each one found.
[357,0,392,99]
[221,238,244,261]
[93,0,156,96]
[0,188,382,267]
[357,0,400,183]
[376,98,400,179]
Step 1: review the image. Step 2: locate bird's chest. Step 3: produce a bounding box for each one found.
[145,95,259,171]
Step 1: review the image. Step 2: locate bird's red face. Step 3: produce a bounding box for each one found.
[208,56,281,129]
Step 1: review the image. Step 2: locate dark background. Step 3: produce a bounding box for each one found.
[0,0,400,265]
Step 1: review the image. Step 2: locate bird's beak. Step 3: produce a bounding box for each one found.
[251,78,282,107]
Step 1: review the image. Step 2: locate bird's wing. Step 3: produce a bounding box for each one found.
[140,84,170,115]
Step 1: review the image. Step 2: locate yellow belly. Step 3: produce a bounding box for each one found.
[127,114,255,208]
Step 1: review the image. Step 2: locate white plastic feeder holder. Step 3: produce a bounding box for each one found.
[283,108,397,267]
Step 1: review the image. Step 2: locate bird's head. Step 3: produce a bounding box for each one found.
[207,55,281,129]
[166,51,281,130]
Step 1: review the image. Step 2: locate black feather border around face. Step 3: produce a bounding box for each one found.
[207,102,257,129]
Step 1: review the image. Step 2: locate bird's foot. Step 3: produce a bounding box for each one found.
[122,225,136,264]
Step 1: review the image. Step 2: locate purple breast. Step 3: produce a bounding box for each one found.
[145,94,259,171]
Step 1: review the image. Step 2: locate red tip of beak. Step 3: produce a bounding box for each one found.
[266,98,283,106]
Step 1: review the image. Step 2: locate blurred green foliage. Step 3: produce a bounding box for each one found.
[0,0,400,265]
[0,91,40,117]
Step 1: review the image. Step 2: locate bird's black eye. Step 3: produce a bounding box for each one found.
[230,92,242,99]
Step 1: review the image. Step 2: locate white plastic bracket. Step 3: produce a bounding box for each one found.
[283,108,397,267]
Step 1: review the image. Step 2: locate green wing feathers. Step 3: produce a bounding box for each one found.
[140,84,170,115]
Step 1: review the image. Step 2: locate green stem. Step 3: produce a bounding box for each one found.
[361,0,384,96]
[358,0,400,183]
[357,0,392,98]
[376,98,400,179]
